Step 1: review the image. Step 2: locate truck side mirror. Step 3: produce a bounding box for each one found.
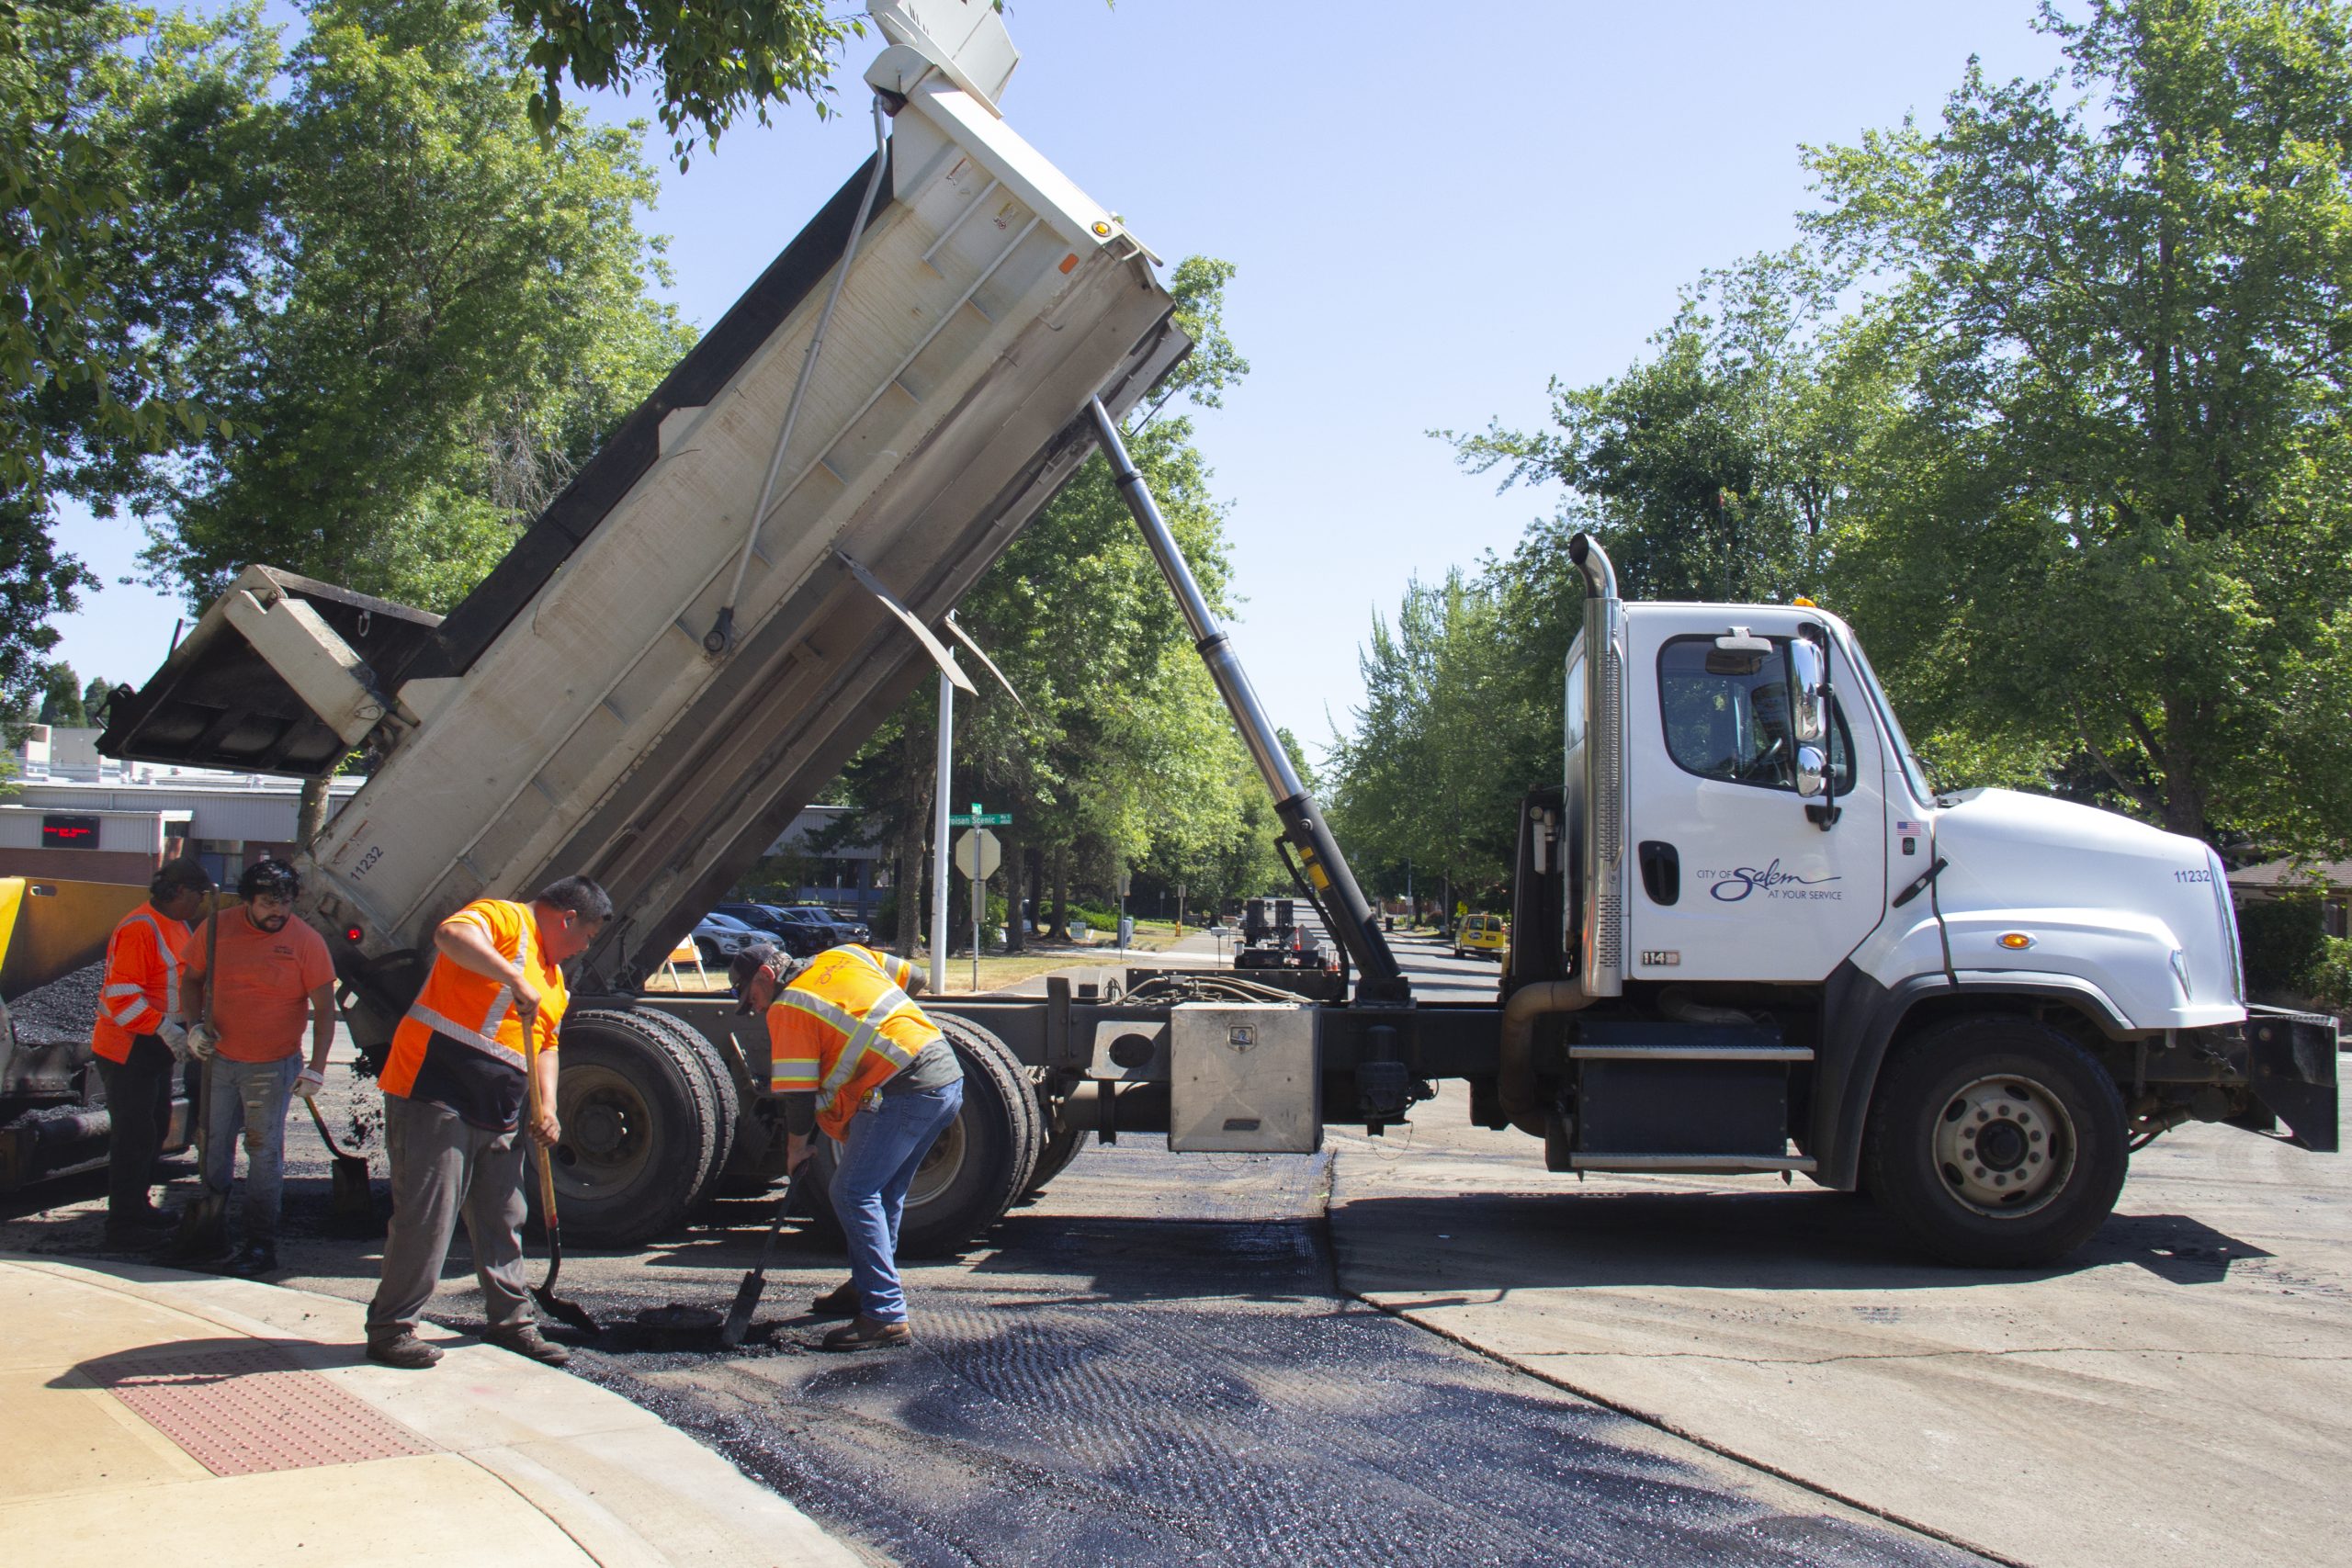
[1786,637,1827,744]
[1794,744,1827,799]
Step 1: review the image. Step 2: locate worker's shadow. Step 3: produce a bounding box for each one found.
[51,1334,371,1393]
[1329,1189,2270,1298]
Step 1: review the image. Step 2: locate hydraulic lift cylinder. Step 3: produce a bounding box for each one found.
[1086,399,1407,998]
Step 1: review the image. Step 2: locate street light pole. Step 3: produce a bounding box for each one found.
[930,671,953,989]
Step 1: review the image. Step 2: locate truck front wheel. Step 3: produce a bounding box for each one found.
[1863,1015,2127,1268]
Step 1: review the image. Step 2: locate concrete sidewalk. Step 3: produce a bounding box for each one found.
[0,1254,864,1568]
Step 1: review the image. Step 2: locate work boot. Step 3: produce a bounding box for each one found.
[225,1241,279,1278]
[809,1280,860,1316]
[482,1322,571,1368]
[367,1332,443,1371]
[820,1314,911,1352]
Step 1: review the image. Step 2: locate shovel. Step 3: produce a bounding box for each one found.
[166,910,229,1261]
[304,1098,373,1224]
[720,1163,808,1348]
[524,1034,598,1335]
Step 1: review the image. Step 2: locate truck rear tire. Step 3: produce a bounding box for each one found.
[804,1013,1044,1258]
[1863,1014,2127,1268]
[548,1006,720,1247]
[628,1008,741,1205]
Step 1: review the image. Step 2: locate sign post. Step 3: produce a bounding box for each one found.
[1115,868,1131,957]
[953,826,1002,994]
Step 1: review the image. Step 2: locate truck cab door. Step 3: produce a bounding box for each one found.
[1625,615,1887,983]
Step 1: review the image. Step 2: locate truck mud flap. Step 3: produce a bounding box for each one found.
[2245,1007,2339,1154]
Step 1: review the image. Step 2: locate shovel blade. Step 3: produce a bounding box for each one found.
[329,1156,372,1216]
[533,1285,600,1336]
[718,1271,764,1348]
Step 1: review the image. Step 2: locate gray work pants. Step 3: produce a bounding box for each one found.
[365,1094,531,1340]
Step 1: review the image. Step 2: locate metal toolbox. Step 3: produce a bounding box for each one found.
[1169,1003,1320,1154]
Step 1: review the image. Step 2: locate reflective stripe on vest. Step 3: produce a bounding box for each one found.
[401,909,533,1057]
[107,913,179,1025]
[783,983,918,1101]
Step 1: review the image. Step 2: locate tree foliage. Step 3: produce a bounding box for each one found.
[1353,0,2352,868]
[498,0,859,166]
[2,0,275,728]
[1807,0,2352,850]
[141,0,693,615]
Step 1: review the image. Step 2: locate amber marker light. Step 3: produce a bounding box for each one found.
[1091,220,1113,237]
[1998,932,2034,950]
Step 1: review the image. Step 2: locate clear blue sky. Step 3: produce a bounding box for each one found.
[51,0,2067,758]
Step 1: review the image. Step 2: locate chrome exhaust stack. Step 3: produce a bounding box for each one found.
[1568,534,1623,998]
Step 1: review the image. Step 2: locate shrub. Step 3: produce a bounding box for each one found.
[2237,897,2326,1001]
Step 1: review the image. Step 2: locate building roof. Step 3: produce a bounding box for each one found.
[2229,857,2352,891]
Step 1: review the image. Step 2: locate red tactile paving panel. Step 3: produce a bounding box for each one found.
[87,1342,438,1477]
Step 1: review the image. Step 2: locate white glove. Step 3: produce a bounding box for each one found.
[292,1066,324,1100]
[185,1022,219,1061]
[155,1020,189,1061]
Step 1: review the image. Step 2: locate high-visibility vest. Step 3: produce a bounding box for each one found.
[767,944,942,1140]
[381,898,566,1100]
[91,903,190,1064]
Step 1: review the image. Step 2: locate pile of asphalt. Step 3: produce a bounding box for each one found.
[6,961,104,1045]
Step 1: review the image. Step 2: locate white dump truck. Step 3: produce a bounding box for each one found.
[100,4,2335,1267]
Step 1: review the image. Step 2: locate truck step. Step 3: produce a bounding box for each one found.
[1567,1153,1816,1174]
[1570,1043,1812,1062]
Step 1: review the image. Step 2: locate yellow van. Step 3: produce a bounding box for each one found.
[1453,913,1509,961]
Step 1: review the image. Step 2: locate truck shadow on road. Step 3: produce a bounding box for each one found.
[1329,1190,2269,1298]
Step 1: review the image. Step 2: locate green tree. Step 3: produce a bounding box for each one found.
[497,0,859,164]
[1328,570,1522,916]
[144,0,693,617]
[1806,0,2352,852]
[36,662,85,726]
[2,0,276,730]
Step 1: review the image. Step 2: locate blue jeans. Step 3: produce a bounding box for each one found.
[829,1080,964,1324]
[202,1055,299,1241]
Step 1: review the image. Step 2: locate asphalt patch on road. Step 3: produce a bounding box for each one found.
[570,1150,1990,1568]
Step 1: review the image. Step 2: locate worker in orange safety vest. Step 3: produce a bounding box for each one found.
[362,875,611,1372]
[91,857,215,1245]
[730,938,962,1351]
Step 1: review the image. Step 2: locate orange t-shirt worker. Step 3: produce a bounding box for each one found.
[176,858,337,1278]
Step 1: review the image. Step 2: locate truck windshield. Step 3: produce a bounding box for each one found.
[1837,630,1933,803]
[1657,637,1854,793]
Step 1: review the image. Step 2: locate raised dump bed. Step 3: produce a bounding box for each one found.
[105,70,1186,1016]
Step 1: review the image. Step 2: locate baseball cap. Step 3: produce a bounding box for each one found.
[729,942,781,1013]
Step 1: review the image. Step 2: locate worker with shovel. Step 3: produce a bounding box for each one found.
[363,876,610,1371]
[176,859,337,1277]
[729,940,959,1351]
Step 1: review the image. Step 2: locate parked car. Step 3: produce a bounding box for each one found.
[775,901,870,943]
[692,910,764,964]
[713,901,830,957]
[775,905,868,947]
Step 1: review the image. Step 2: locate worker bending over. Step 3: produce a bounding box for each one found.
[365,876,610,1371]
[90,857,213,1246]
[731,940,962,1351]
[179,859,336,1277]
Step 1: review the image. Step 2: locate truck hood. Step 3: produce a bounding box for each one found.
[1929,788,2244,1030]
